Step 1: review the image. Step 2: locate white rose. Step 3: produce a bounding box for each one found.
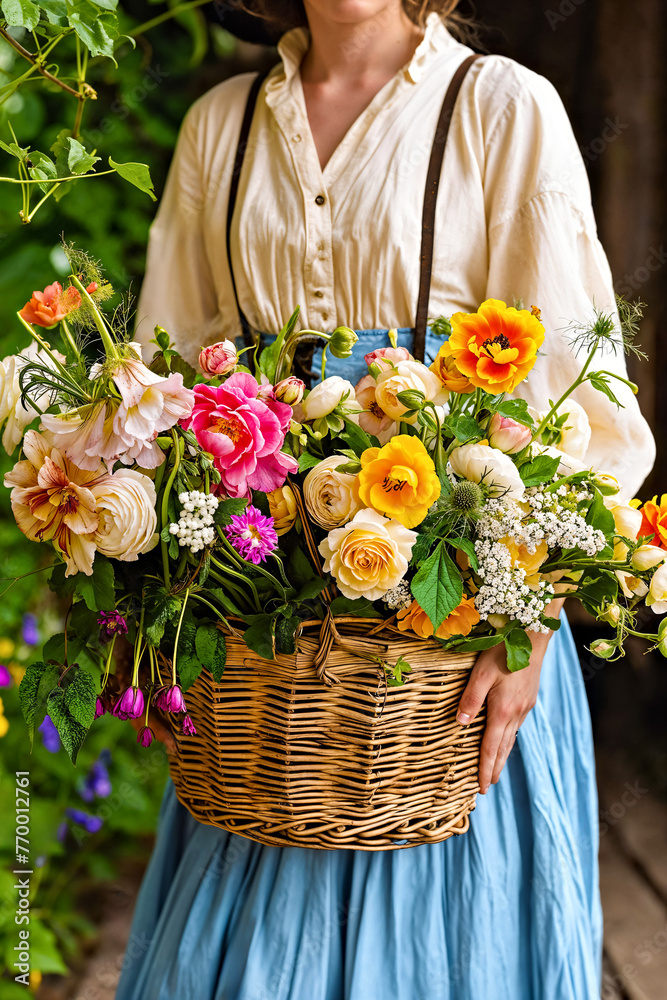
[449,442,525,501]
[318,508,417,600]
[647,561,667,613]
[546,399,591,460]
[303,456,361,530]
[302,376,356,421]
[375,360,449,422]
[91,469,158,561]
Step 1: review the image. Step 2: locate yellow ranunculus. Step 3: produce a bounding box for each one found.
[267,484,298,535]
[357,435,440,529]
[429,341,475,394]
[501,536,549,582]
[396,596,480,640]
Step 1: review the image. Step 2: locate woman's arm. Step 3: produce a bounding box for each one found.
[457,598,565,793]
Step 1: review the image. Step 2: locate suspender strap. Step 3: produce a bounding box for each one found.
[226,68,273,348]
[413,53,481,361]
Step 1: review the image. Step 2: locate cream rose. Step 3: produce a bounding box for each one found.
[608,500,643,560]
[267,484,297,535]
[449,442,525,501]
[301,376,356,421]
[318,508,417,600]
[304,456,361,530]
[91,469,158,561]
[375,360,449,423]
[647,561,667,614]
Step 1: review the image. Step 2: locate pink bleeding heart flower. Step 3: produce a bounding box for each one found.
[153,684,186,714]
[182,373,298,498]
[137,726,154,747]
[113,686,144,720]
[182,715,197,736]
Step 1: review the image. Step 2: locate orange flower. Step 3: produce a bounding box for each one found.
[357,435,440,529]
[19,282,81,328]
[637,494,667,549]
[397,596,480,640]
[429,340,474,393]
[447,298,545,394]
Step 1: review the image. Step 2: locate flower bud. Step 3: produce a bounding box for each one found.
[113,686,144,720]
[592,472,620,496]
[599,603,622,625]
[328,326,358,359]
[183,714,197,735]
[137,725,154,747]
[274,376,305,405]
[199,339,237,376]
[396,389,426,410]
[267,485,298,535]
[631,544,667,572]
[590,638,616,659]
[488,413,532,454]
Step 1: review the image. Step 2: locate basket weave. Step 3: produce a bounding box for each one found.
[167,614,484,850]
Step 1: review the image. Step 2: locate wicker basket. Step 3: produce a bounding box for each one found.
[167,614,484,850]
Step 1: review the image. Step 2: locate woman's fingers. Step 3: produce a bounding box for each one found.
[457,659,497,725]
[477,708,508,793]
[490,724,517,786]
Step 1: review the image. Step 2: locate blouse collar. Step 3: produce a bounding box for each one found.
[266,12,458,106]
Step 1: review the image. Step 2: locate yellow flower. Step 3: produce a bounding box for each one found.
[318,508,416,601]
[357,435,441,529]
[267,484,297,535]
[397,596,480,640]
[8,662,25,685]
[0,637,14,659]
[448,298,545,394]
[429,341,475,393]
[500,536,549,582]
[0,698,8,738]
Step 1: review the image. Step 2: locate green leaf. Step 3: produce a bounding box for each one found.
[144,585,182,647]
[28,150,57,193]
[297,452,322,473]
[336,418,374,455]
[447,536,479,571]
[1,0,40,30]
[445,414,484,442]
[66,2,119,59]
[214,497,249,527]
[67,137,100,175]
[444,633,504,652]
[154,325,171,350]
[39,0,68,23]
[410,531,436,566]
[75,555,115,611]
[518,454,560,487]
[295,577,327,601]
[275,613,300,655]
[328,596,382,618]
[411,542,463,631]
[542,616,562,632]
[195,623,227,682]
[167,608,201,691]
[243,614,276,659]
[490,397,535,427]
[588,372,623,408]
[586,488,616,536]
[46,668,97,764]
[109,157,156,200]
[48,562,76,599]
[504,628,533,672]
[258,339,279,383]
[19,661,57,747]
[25,920,68,975]
[70,600,103,648]
[149,349,198,387]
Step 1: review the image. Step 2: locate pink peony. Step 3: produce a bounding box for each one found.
[183,373,298,497]
[354,374,396,444]
[364,345,412,370]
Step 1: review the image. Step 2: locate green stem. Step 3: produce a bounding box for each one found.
[210,555,262,611]
[69,273,120,358]
[172,587,190,684]
[130,0,213,35]
[0,170,116,185]
[16,313,70,374]
[59,318,79,357]
[160,432,183,589]
[531,338,600,444]
[0,26,85,99]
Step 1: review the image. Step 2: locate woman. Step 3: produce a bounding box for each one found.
[119,2,655,998]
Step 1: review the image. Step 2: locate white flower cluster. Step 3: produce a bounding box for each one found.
[383,580,413,611]
[474,538,554,632]
[169,491,219,553]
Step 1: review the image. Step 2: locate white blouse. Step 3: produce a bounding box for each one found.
[135,13,655,496]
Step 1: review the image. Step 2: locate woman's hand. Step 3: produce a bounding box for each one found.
[456,599,564,793]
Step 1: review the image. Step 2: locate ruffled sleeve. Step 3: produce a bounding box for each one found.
[478,57,655,497]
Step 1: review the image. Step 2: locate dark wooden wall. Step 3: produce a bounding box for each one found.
[470,0,666,495]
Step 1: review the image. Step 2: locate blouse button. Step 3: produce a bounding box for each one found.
[315,194,326,205]
[293,134,302,142]
[314,290,324,298]
[322,312,329,321]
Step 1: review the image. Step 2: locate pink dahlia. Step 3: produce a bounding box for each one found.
[183,373,298,497]
[223,505,278,564]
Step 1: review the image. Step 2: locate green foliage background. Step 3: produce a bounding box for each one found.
[0,1,257,987]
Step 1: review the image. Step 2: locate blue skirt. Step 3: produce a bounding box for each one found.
[115,616,601,1000]
[116,333,602,999]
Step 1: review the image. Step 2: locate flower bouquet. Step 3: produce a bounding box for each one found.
[2,248,665,848]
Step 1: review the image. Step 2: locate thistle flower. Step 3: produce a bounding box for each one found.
[113,686,144,720]
[223,506,278,564]
[97,610,128,643]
